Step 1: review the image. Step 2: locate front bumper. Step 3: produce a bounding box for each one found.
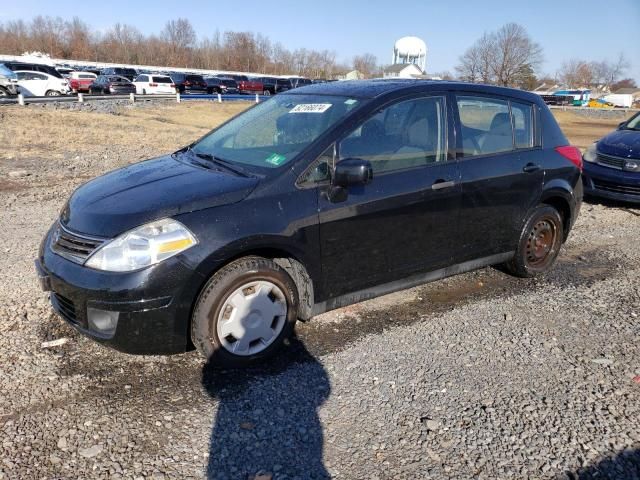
[582,161,640,204]
[36,227,204,354]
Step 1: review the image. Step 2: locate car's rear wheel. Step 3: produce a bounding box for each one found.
[263,90,271,96]
[191,256,298,367]
[505,205,564,277]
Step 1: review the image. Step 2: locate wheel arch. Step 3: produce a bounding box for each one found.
[540,183,575,240]
[193,244,317,323]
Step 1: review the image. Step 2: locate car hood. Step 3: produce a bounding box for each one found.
[61,154,258,238]
[597,129,640,159]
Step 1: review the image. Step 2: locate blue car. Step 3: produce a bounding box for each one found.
[582,112,640,204]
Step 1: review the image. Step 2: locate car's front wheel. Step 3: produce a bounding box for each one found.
[45,90,61,96]
[505,205,564,277]
[191,257,298,367]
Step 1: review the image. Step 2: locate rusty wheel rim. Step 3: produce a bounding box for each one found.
[525,218,557,268]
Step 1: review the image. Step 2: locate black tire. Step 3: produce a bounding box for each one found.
[0,87,8,97]
[263,89,271,96]
[505,205,564,278]
[45,90,60,96]
[191,256,299,367]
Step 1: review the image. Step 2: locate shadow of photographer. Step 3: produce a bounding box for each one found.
[201,334,331,480]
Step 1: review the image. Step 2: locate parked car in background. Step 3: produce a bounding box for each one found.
[100,67,138,81]
[257,77,292,95]
[56,67,74,78]
[132,74,176,95]
[88,75,136,95]
[68,71,97,93]
[587,98,614,109]
[288,77,313,88]
[4,62,64,79]
[15,71,70,96]
[169,73,207,94]
[36,80,582,367]
[204,77,238,94]
[228,75,263,95]
[0,63,19,96]
[582,111,640,204]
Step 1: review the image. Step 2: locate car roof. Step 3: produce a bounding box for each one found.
[288,79,543,103]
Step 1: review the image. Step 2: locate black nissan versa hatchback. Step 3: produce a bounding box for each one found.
[36,80,583,367]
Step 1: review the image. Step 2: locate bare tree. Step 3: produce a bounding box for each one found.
[0,15,355,78]
[559,53,630,89]
[456,24,542,87]
[353,53,377,78]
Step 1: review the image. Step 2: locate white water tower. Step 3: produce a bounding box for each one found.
[392,36,427,73]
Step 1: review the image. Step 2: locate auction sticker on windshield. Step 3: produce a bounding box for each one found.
[289,104,332,114]
[265,153,287,166]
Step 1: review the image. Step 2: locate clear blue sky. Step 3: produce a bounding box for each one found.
[2,0,639,82]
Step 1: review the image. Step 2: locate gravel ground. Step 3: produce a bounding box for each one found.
[0,105,639,479]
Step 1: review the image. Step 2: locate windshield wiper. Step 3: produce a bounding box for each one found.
[186,148,251,177]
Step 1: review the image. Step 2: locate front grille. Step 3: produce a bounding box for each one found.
[596,153,625,170]
[592,179,640,196]
[51,222,106,264]
[52,293,78,324]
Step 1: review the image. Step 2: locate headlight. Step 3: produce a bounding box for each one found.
[583,143,598,163]
[85,218,197,272]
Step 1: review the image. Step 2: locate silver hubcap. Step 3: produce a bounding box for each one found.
[216,281,287,356]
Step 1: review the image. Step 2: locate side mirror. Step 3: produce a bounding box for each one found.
[333,158,373,187]
[618,121,627,129]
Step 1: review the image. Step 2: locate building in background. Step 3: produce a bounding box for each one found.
[383,63,423,79]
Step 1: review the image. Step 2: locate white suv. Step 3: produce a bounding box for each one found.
[132,74,176,95]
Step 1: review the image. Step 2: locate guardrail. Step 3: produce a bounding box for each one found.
[548,105,640,114]
[0,92,268,106]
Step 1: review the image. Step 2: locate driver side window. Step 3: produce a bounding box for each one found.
[338,96,447,174]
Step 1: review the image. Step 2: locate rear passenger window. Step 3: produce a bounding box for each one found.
[456,96,512,157]
[511,102,533,149]
[339,96,447,174]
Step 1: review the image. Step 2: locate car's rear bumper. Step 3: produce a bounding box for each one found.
[36,226,204,354]
[582,161,640,204]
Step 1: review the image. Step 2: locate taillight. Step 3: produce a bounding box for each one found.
[555,146,583,171]
[170,84,175,87]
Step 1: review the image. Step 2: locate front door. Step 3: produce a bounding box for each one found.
[318,95,462,299]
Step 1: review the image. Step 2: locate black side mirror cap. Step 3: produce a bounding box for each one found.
[333,158,373,188]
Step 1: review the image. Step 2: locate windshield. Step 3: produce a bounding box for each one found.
[191,94,364,169]
[625,113,640,130]
[0,64,17,80]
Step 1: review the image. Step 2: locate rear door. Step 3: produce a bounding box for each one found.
[454,94,543,261]
[16,71,47,96]
[317,94,462,298]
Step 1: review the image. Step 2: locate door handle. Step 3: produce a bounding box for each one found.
[431,179,456,190]
[523,163,541,173]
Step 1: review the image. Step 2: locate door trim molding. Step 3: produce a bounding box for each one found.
[311,251,514,316]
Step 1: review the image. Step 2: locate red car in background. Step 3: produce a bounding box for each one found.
[229,74,263,95]
[68,71,97,93]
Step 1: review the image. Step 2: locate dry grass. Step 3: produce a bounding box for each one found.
[551,110,633,150]
[0,102,251,161]
[0,101,634,166]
